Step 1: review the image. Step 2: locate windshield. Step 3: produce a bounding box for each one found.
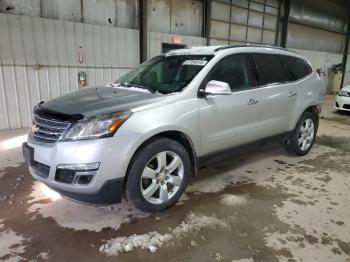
[115,55,213,94]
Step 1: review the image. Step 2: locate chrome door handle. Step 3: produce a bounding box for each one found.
[247,98,259,105]
[289,91,297,97]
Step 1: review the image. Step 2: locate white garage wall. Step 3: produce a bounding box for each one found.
[0,13,139,130]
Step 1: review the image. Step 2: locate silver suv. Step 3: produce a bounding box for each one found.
[23,45,324,212]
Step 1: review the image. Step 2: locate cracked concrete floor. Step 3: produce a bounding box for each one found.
[0,95,350,262]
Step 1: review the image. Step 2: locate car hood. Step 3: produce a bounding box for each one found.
[39,86,165,118]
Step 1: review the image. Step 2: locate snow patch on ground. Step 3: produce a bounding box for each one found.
[231,258,254,262]
[37,251,50,260]
[176,192,190,205]
[187,174,233,193]
[0,228,27,261]
[100,212,230,256]
[220,194,248,207]
[27,182,147,232]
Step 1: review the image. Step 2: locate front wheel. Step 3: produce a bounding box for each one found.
[284,111,318,156]
[126,138,191,213]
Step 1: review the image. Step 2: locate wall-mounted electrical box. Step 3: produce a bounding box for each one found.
[78,71,87,87]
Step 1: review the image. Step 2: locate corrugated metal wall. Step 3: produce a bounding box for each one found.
[289,0,347,34]
[209,0,279,46]
[148,0,203,37]
[0,13,139,130]
[0,0,41,17]
[287,23,344,53]
[1,0,140,29]
[287,0,347,53]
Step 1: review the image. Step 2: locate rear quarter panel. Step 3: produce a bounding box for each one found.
[290,71,324,129]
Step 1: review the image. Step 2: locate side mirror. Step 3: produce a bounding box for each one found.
[200,80,231,96]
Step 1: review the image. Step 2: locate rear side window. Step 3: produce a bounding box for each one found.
[279,55,312,80]
[252,54,289,86]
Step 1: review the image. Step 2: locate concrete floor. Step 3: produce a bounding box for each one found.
[0,95,350,262]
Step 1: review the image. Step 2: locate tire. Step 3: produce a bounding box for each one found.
[126,137,191,213]
[284,111,318,156]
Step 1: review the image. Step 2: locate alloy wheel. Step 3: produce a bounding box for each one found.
[140,151,184,205]
[298,118,315,151]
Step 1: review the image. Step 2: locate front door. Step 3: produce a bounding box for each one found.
[199,54,263,155]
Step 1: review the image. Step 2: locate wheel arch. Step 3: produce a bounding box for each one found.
[124,129,198,191]
[292,103,320,130]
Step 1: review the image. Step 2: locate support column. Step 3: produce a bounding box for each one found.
[139,0,148,63]
[280,0,290,48]
[204,0,211,46]
[340,15,350,89]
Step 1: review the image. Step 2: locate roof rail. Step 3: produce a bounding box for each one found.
[214,44,296,53]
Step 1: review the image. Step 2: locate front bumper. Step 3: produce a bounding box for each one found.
[24,133,141,204]
[46,177,124,205]
[335,95,350,111]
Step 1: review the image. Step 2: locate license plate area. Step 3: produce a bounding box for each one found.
[22,143,35,166]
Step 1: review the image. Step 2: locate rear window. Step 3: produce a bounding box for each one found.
[252,54,289,86]
[278,55,312,80]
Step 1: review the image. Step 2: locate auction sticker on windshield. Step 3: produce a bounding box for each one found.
[182,60,208,66]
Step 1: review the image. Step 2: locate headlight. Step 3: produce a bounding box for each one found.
[62,111,132,141]
[338,90,349,97]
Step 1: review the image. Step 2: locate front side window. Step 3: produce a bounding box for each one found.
[206,54,253,91]
[116,55,213,94]
[252,54,289,86]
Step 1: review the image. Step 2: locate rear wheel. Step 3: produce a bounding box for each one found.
[284,111,318,156]
[126,138,191,212]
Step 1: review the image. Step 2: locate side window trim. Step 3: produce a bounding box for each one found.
[251,53,291,87]
[248,54,259,87]
[198,52,313,94]
[277,55,297,81]
[250,53,313,88]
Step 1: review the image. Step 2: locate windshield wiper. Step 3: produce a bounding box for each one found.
[118,82,156,93]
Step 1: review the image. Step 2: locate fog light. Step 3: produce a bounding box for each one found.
[76,175,94,185]
[55,169,76,184]
[57,162,100,171]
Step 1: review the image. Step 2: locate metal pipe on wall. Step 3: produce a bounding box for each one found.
[204,0,211,45]
[139,0,147,63]
[340,13,350,89]
[280,0,290,48]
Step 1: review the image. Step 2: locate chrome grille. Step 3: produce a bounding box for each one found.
[32,114,70,143]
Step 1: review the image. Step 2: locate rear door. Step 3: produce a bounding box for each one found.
[199,54,264,155]
[252,54,299,136]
